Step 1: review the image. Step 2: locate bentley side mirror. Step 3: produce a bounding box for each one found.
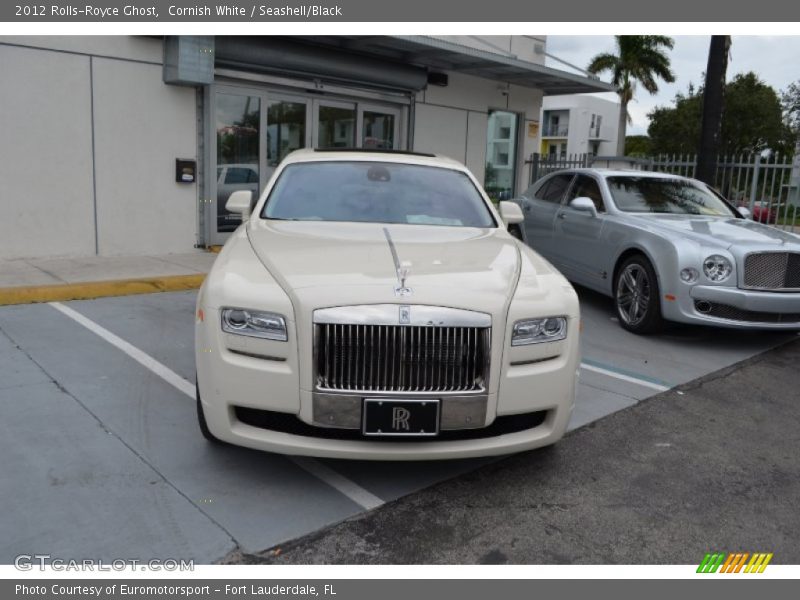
[570,196,598,218]
[499,201,524,225]
[226,190,254,219]
[738,207,752,220]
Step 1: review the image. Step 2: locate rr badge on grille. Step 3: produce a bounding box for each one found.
[399,305,411,325]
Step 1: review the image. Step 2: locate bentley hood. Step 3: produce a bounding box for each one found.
[246,220,524,313]
[629,214,800,250]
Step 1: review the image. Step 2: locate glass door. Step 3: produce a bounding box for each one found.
[210,89,312,244]
[314,100,356,149]
[484,110,519,201]
[266,96,311,180]
[209,86,405,245]
[358,105,400,149]
[213,91,261,236]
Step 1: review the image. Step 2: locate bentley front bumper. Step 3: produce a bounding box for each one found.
[666,285,800,329]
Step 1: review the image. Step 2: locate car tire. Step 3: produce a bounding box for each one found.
[614,255,663,334]
[196,381,222,444]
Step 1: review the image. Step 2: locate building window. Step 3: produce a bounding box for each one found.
[485,110,519,201]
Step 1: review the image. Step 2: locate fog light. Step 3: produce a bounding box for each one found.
[680,268,699,283]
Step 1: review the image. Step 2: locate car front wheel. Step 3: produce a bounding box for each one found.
[614,256,663,334]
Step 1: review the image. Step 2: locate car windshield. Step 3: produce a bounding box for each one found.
[262,161,496,227]
[606,176,737,216]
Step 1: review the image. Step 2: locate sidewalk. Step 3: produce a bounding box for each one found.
[0,251,217,305]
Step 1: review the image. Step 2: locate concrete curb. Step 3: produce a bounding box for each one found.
[0,274,206,306]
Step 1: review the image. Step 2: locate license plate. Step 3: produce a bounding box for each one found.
[362,398,440,437]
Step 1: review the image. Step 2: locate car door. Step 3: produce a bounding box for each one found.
[551,174,613,291]
[519,172,575,263]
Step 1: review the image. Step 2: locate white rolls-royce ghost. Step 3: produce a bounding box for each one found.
[195,149,580,460]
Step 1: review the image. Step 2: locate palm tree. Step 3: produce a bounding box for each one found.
[588,36,676,156]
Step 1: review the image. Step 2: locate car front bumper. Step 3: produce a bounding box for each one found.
[203,403,573,460]
[196,314,578,460]
[663,284,800,329]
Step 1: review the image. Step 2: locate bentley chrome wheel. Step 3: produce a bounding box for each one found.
[616,263,651,327]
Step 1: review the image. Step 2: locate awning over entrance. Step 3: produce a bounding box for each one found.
[215,37,429,92]
[290,35,615,95]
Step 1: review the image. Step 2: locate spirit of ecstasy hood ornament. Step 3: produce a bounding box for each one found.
[383,227,413,297]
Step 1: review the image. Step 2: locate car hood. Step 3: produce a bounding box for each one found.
[246,220,522,313]
[626,214,800,249]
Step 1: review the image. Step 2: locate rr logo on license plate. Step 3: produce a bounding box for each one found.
[362,399,440,436]
[391,407,411,431]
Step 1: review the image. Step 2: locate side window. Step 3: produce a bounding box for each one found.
[522,180,545,200]
[567,175,605,212]
[225,167,258,184]
[536,174,574,203]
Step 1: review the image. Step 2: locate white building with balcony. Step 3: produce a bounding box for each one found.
[539,95,620,158]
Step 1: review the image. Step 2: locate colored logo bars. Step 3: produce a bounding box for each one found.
[697,552,773,573]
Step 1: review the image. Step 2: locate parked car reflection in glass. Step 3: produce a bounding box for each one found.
[216,164,259,232]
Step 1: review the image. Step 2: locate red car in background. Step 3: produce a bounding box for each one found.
[739,200,778,224]
[752,201,778,224]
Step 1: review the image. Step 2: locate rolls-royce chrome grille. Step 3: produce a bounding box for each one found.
[743,252,800,290]
[315,323,490,393]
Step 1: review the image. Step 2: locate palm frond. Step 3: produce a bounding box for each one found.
[587,53,619,76]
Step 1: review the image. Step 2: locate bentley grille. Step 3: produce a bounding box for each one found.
[315,323,489,393]
[743,252,800,290]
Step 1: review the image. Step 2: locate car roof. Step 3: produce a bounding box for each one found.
[281,148,469,171]
[563,168,697,181]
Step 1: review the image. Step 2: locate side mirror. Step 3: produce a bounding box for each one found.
[570,196,598,218]
[226,190,254,220]
[499,201,524,225]
[738,207,752,220]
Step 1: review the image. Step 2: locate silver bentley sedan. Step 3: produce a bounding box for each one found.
[516,168,800,333]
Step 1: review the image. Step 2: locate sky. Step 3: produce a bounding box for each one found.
[545,36,800,136]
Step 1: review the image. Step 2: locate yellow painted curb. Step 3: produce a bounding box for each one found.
[0,274,206,306]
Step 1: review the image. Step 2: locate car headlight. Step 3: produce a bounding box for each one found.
[221,308,288,341]
[511,317,567,346]
[702,255,733,282]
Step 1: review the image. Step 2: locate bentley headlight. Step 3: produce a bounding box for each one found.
[221,308,288,341]
[702,255,733,282]
[511,317,567,346]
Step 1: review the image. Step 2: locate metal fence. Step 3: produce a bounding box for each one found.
[526,152,800,233]
[527,153,590,184]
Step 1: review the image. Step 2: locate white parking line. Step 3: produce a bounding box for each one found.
[579,362,671,392]
[289,457,384,510]
[48,301,385,512]
[50,301,195,398]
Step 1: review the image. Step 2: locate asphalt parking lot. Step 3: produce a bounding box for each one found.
[254,337,800,565]
[0,287,795,563]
